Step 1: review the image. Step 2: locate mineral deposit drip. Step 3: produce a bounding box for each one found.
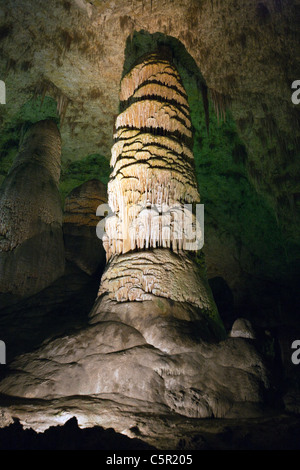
[104,52,200,261]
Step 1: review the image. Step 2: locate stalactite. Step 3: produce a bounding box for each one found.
[209,88,230,121]
[35,80,70,126]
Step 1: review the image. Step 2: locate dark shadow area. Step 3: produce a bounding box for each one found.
[1,414,300,450]
[0,261,103,363]
[208,276,235,332]
[0,417,156,450]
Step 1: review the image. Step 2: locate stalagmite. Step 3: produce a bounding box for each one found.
[95,50,217,317]
[104,51,200,262]
[0,120,65,303]
[119,54,186,102]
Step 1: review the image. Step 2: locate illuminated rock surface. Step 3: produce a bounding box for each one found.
[1,406,300,450]
[0,312,270,419]
[105,51,199,259]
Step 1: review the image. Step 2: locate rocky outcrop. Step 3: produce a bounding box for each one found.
[63,179,107,275]
[1,397,299,450]
[0,120,65,303]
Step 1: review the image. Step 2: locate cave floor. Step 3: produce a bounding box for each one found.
[0,393,299,450]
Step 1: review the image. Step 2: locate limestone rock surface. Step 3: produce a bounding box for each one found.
[0,314,268,418]
[1,395,300,449]
[230,318,256,340]
[0,296,270,420]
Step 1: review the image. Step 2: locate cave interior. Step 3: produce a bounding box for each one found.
[0,0,299,450]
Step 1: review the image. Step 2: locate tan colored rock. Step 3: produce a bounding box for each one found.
[0,310,269,419]
[105,51,200,260]
[97,249,212,308]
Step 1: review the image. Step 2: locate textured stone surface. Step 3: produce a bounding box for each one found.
[98,250,214,309]
[63,178,107,274]
[99,50,222,336]
[0,307,270,419]
[230,318,256,340]
[0,120,65,302]
[104,51,200,260]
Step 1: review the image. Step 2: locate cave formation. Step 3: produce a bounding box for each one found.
[0,120,65,302]
[0,0,299,450]
[0,44,278,439]
[98,49,219,319]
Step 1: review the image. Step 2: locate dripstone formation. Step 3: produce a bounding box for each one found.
[104,51,199,259]
[99,50,216,318]
[0,52,271,425]
[0,120,65,304]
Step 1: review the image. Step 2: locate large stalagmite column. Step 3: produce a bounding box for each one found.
[91,50,224,337]
[0,120,65,304]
